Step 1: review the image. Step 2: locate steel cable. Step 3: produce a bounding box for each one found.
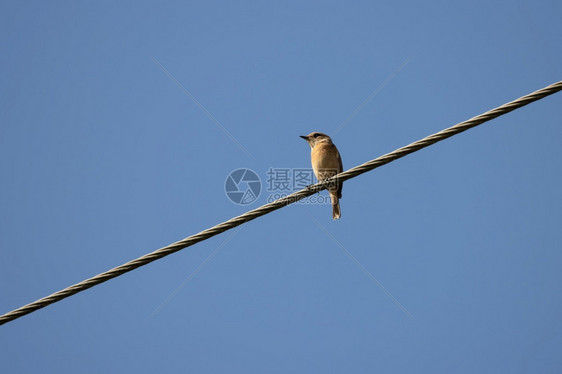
[1,81,561,326]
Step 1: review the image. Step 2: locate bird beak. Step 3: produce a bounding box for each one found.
[300,135,308,140]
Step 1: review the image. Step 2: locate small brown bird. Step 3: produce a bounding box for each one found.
[300,132,343,219]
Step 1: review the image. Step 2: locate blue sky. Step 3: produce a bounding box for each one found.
[1,1,561,372]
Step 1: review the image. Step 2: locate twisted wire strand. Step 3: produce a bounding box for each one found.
[1,81,561,326]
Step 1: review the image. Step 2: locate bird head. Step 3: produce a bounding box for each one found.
[300,132,332,148]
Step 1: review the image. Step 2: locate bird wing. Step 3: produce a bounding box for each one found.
[336,148,343,199]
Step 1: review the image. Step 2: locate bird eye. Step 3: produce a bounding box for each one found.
[313,133,319,138]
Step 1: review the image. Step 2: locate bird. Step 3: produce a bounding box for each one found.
[300,132,343,220]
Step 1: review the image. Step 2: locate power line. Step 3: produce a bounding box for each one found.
[1,81,561,326]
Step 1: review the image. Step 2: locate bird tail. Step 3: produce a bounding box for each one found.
[330,192,341,220]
